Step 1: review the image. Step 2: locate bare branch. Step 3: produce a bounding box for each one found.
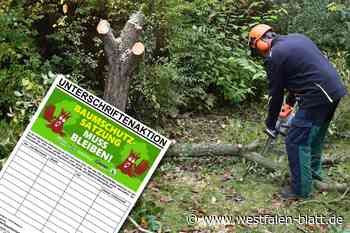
[97,19,119,61]
[120,12,145,51]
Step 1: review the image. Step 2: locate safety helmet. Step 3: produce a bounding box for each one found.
[248,24,272,55]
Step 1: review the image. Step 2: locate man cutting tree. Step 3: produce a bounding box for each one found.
[248,24,347,199]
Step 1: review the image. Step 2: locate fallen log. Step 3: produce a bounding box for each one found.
[242,152,282,171]
[322,155,350,166]
[167,142,349,167]
[243,152,349,193]
[166,144,349,192]
[314,181,349,193]
[166,140,259,157]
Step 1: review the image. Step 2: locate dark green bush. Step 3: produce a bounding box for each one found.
[0,5,53,157]
[286,0,350,52]
[131,0,286,116]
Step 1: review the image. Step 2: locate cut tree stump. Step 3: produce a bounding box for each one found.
[97,12,145,111]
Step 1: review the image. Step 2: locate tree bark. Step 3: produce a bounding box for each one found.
[97,12,145,111]
[314,181,349,193]
[242,152,282,171]
[166,141,260,157]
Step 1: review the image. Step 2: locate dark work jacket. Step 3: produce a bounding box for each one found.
[264,34,347,129]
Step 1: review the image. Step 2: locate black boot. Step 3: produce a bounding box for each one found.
[312,172,323,181]
[280,186,299,200]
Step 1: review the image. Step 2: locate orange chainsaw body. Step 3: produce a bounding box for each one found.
[279,104,293,118]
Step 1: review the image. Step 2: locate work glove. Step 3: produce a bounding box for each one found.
[264,127,277,139]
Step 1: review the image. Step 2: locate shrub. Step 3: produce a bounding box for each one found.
[0,6,55,158]
[130,0,285,115]
[286,0,350,52]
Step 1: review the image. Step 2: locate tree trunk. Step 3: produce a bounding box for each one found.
[97,12,145,111]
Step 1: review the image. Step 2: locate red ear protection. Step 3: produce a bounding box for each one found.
[256,38,271,54]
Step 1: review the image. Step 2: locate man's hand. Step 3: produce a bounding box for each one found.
[264,128,277,139]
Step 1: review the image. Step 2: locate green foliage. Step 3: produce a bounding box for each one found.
[168,0,275,106]
[0,7,40,105]
[171,24,265,105]
[328,51,350,135]
[27,0,106,91]
[1,0,349,154]
[286,0,350,52]
[131,0,285,115]
[0,0,285,120]
[0,6,54,157]
[131,63,185,119]
[130,199,163,231]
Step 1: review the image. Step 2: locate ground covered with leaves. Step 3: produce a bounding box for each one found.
[125,102,350,233]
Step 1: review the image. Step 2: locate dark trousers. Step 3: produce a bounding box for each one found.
[285,101,339,198]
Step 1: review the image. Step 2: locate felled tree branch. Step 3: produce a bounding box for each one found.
[166,143,349,192]
[322,155,350,166]
[314,181,349,193]
[242,152,282,171]
[166,140,259,157]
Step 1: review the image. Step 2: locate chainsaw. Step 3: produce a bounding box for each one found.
[261,103,294,157]
[260,102,325,181]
